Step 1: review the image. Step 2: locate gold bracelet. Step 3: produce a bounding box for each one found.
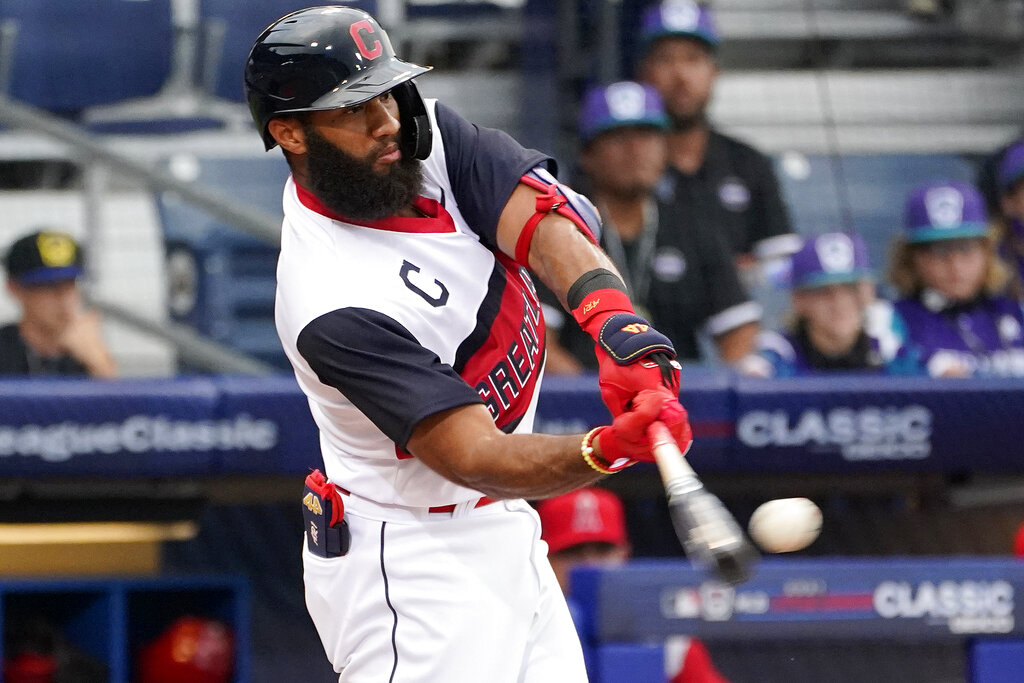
[581,427,616,475]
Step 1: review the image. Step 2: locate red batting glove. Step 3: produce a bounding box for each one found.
[596,388,691,465]
[597,349,680,418]
[572,287,679,417]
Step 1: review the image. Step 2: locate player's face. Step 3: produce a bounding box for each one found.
[912,238,988,301]
[793,282,865,348]
[301,93,423,221]
[8,279,79,334]
[308,92,402,168]
[581,127,667,199]
[639,38,717,129]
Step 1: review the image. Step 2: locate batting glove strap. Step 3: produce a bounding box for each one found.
[597,313,676,365]
[581,426,637,474]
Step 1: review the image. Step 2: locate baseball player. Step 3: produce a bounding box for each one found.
[243,6,692,682]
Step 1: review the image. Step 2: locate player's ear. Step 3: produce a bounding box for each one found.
[269,116,307,155]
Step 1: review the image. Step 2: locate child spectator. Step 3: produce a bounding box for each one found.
[889,181,1024,377]
[740,231,917,377]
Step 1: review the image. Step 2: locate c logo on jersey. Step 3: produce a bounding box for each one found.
[400,260,450,308]
[349,20,383,60]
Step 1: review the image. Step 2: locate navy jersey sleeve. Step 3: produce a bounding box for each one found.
[297,307,482,449]
[435,102,554,249]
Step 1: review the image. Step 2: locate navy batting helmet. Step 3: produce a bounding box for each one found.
[243,5,433,158]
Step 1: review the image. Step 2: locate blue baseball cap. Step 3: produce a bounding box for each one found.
[998,140,1024,195]
[578,81,669,145]
[639,0,720,54]
[790,232,872,290]
[903,181,989,244]
[3,230,83,285]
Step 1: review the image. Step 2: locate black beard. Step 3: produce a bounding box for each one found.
[303,124,423,222]
[669,110,708,132]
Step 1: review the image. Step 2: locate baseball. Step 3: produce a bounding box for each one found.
[747,498,822,553]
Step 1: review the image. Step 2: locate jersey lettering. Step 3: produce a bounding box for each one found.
[400,260,450,307]
[473,297,542,420]
[488,359,519,409]
[349,20,382,59]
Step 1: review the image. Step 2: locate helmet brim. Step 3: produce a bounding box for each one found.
[278,58,431,116]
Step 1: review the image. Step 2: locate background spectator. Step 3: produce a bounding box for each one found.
[889,181,1024,377]
[634,0,799,277]
[1,230,117,377]
[976,134,1023,217]
[995,141,1024,297]
[740,232,917,378]
[536,487,731,683]
[544,80,760,372]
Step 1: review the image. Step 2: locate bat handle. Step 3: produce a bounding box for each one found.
[647,422,700,495]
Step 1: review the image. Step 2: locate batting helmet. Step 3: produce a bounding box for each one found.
[244,5,433,158]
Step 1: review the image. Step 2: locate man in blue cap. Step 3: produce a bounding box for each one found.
[740,231,917,377]
[544,80,760,372]
[635,0,798,273]
[888,181,1024,377]
[1,230,117,377]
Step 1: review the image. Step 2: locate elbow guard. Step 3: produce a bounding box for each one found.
[514,167,602,266]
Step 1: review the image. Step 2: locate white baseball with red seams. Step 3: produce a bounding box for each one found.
[748,497,823,553]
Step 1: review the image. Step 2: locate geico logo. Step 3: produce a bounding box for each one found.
[874,580,1014,619]
[0,414,278,462]
[736,406,931,448]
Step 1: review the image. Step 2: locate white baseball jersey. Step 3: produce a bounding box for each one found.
[276,99,551,508]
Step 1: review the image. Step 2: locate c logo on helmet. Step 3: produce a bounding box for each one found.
[350,20,382,59]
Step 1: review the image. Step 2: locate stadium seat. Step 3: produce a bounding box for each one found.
[156,154,290,369]
[202,0,376,103]
[0,0,173,115]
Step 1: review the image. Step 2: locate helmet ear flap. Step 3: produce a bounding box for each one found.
[393,81,432,161]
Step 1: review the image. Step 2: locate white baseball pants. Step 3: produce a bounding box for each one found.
[303,495,589,682]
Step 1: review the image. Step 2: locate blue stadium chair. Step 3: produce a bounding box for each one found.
[0,0,173,114]
[156,155,290,369]
[775,152,976,283]
[202,0,376,103]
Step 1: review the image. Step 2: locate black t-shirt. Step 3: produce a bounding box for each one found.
[670,129,794,257]
[0,324,88,376]
[550,183,758,366]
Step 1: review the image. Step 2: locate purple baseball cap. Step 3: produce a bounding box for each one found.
[639,0,720,53]
[998,140,1024,195]
[903,181,989,244]
[790,231,872,290]
[578,81,669,145]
